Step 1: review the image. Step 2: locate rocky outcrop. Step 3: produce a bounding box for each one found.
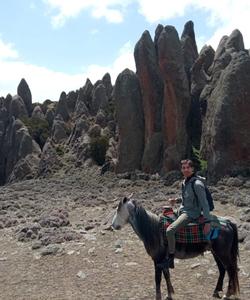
[181,20,198,85]
[74,79,93,117]
[91,83,109,115]
[10,95,28,119]
[102,73,113,99]
[1,118,41,183]
[134,30,164,173]
[113,69,144,173]
[17,78,32,116]
[200,29,250,181]
[188,45,215,147]
[51,115,68,143]
[55,92,70,122]
[32,105,45,119]
[157,25,191,172]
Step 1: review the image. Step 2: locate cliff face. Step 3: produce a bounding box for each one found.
[1,22,250,185]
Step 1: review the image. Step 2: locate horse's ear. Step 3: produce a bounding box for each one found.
[127,200,135,213]
[122,197,128,204]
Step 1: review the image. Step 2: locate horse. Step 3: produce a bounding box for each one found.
[111,195,240,300]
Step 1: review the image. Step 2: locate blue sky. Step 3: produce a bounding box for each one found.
[0,0,250,102]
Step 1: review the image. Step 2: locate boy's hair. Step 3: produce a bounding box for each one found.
[181,159,194,168]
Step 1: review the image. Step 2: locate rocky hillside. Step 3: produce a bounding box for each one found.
[0,20,250,186]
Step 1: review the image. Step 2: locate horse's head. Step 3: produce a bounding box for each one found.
[111,194,135,230]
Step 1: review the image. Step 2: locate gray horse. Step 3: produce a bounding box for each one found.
[111,196,240,300]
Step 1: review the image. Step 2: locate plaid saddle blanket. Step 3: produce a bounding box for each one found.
[160,207,226,244]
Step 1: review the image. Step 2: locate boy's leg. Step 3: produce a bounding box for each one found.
[167,213,191,254]
[158,213,191,269]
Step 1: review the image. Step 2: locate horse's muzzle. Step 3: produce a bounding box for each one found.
[111,223,121,230]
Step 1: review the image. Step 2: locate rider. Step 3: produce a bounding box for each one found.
[159,159,211,269]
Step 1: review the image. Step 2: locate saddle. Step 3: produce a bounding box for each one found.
[160,207,223,243]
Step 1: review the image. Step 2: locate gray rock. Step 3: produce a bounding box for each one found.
[55,92,70,122]
[32,105,45,119]
[40,244,60,256]
[10,95,28,119]
[113,69,144,173]
[17,78,32,116]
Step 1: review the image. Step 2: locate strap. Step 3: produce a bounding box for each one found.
[191,179,199,206]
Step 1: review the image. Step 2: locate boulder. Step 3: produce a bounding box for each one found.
[201,31,250,181]
[55,92,70,122]
[17,78,32,116]
[91,83,109,115]
[32,105,45,119]
[113,69,144,173]
[10,95,28,119]
[51,114,68,143]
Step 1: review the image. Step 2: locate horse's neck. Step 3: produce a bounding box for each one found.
[129,207,160,243]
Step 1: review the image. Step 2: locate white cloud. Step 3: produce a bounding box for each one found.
[43,0,132,28]
[0,38,134,102]
[0,38,19,60]
[43,0,250,50]
[136,0,250,50]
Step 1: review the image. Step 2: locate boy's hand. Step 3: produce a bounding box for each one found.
[168,198,177,206]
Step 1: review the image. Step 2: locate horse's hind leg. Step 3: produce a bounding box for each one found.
[212,253,226,298]
[154,262,163,300]
[163,269,174,300]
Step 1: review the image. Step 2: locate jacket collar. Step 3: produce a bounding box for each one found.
[184,173,196,184]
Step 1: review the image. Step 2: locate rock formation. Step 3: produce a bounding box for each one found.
[200,30,250,181]
[113,69,144,173]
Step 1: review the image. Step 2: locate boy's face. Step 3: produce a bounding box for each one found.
[181,162,194,178]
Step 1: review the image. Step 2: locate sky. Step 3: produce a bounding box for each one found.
[0,0,250,103]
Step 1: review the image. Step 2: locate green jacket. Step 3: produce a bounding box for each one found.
[179,176,211,221]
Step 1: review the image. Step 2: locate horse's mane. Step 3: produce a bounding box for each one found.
[132,200,162,248]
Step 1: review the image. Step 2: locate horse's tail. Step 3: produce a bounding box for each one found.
[229,221,240,294]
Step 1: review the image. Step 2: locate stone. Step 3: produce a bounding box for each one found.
[200,36,250,182]
[157,25,191,172]
[40,244,60,256]
[113,69,144,173]
[10,95,28,119]
[32,105,45,119]
[17,78,32,116]
[55,92,70,122]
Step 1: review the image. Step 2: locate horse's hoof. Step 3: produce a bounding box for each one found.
[213,291,222,298]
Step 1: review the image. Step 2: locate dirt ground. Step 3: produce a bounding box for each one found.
[0,167,249,300]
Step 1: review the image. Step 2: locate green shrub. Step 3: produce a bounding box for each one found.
[21,117,50,149]
[90,136,109,165]
[191,146,207,174]
[55,145,65,156]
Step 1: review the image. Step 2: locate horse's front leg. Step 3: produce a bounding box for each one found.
[163,269,174,300]
[154,261,163,300]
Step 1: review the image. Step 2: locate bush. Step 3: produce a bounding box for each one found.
[90,136,109,165]
[55,145,65,156]
[191,146,208,174]
[21,117,50,149]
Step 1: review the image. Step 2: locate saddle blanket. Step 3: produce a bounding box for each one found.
[160,207,227,244]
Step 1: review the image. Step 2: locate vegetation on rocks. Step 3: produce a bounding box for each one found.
[21,116,50,149]
[90,135,109,165]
